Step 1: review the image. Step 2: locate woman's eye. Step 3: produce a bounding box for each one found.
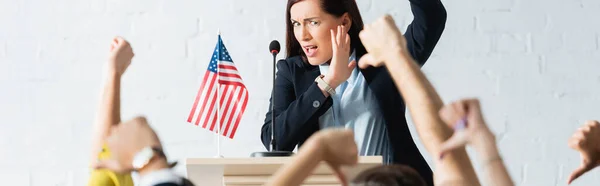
[310,21,319,26]
[292,22,301,27]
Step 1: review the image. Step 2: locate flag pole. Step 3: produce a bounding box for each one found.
[216,29,223,158]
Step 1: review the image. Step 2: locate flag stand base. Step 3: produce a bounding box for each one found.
[250,151,294,157]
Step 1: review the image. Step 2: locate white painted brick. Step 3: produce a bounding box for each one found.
[542,2,595,32]
[493,33,530,54]
[149,37,188,60]
[482,108,508,136]
[131,14,198,38]
[355,0,374,13]
[506,161,524,185]
[58,0,106,15]
[38,37,109,64]
[563,31,598,53]
[481,0,516,11]
[106,0,161,14]
[31,170,74,186]
[583,0,600,8]
[0,15,17,38]
[0,170,30,186]
[24,120,75,169]
[0,0,19,15]
[5,37,41,63]
[557,164,571,186]
[160,0,228,18]
[0,2,18,38]
[368,0,411,16]
[478,11,547,33]
[498,134,544,163]
[2,62,67,83]
[480,54,541,77]
[445,14,476,34]
[72,169,92,186]
[0,118,28,167]
[71,14,135,37]
[542,53,600,80]
[0,40,6,58]
[4,4,64,37]
[531,33,564,54]
[540,136,576,163]
[522,161,559,186]
[441,0,478,31]
[434,33,492,57]
[428,65,500,99]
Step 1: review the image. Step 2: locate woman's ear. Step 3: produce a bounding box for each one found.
[341,13,352,32]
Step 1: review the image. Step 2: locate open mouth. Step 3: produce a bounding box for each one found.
[304,45,318,57]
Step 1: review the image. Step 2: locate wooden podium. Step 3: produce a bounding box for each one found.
[186,156,382,186]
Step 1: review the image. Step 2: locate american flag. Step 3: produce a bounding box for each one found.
[187,35,249,139]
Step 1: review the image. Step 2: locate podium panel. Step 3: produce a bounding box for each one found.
[186,156,382,186]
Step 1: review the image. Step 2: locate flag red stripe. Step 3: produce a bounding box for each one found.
[187,71,211,123]
[218,65,238,70]
[222,88,242,137]
[229,89,248,139]
[202,89,219,128]
[218,81,245,87]
[208,109,218,132]
[210,85,229,131]
[219,86,235,128]
[223,90,243,136]
[195,73,217,126]
[219,73,242,79]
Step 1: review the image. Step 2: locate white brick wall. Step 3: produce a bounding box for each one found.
[1,0,599,185]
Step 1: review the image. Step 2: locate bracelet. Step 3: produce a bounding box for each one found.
[315,75,336,95]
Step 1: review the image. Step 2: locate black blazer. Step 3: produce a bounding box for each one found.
[261,0,446,185]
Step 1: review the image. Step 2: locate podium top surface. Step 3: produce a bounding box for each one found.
[186,156,382,165]
[186,156,383,177]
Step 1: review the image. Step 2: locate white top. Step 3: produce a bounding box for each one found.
[138,168,182,186]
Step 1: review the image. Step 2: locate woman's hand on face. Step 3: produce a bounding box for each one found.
[358,15,408,69]
[324,25,356,89]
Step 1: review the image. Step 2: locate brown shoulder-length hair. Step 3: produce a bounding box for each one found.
[285,0,367,60]
[351,165,427,186]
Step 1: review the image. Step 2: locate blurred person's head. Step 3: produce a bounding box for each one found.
[351,165,426,186]
[285,0,366,65]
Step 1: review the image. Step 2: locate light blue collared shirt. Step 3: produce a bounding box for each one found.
[318,51,391,163]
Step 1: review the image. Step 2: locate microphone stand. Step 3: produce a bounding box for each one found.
[250,48,294,158]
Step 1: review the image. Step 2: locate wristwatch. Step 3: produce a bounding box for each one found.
[132,146,165,171]
[315,75,336,95]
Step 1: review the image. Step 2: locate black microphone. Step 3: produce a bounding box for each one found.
[251,40,293,157]
[269,40,280,55]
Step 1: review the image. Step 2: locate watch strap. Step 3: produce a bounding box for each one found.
[315,75,336,95]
